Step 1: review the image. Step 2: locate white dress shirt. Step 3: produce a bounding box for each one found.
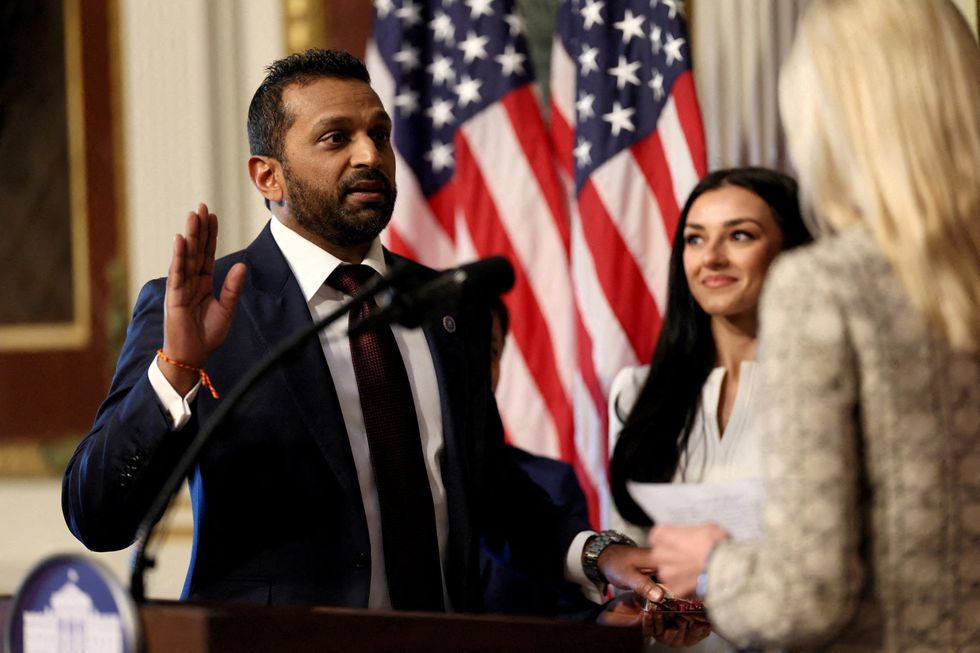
[150,217,449,609]
[149,217,598,609]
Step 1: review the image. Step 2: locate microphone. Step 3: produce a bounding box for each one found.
[350,256,515,335]
[128,259,510,601]
[129,264,399,601]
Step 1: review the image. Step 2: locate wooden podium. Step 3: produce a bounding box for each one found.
[2,597,642,652]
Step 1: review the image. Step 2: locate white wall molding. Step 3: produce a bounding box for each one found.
[119,0,284,302]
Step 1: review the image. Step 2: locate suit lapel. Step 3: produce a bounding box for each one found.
[237,225,361,493]
[387,251,481,609]
[424,310,490,611]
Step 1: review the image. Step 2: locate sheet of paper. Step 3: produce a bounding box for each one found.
[627,478,766,540]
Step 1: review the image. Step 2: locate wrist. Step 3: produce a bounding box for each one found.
[695,536,727,600]
[581,530,637,591]
[695,569,709,599]
[156,349,219,398]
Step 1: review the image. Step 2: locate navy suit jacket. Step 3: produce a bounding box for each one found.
[481,447,597,618]
[62,224,588,610]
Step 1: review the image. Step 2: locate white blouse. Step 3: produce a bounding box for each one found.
[608,361,766,486]
[607,362,766,653]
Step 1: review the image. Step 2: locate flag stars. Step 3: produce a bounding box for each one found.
[427,54,457,86]
[662,0,685,19]
[607,55,641,90]
[504,12,526,37]
[580,0,605,30]
[613,9,645,44]
[430,11,455,44]
[458,30,489,63]
[465,0,494,19]
[396,0,423,27]
[602,101,636,136]
[650,24,662,54]
[578,45,600,75]
[455,74,483,107]
[426,98,456,128]
[576,92,596,120]
[374,0,394,19]
[394,89,420,116]
[393,45,421,72]
[649,71,665,101]
[425,141,455,173]
[573,138,592,167]
[663,32,686,66]
[495,44,527,77]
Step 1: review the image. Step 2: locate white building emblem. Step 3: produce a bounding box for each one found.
[21,569,123,653]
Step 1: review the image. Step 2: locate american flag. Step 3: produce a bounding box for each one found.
[549,0,706,525]
[366,0,706,527]
[366,0,584,514]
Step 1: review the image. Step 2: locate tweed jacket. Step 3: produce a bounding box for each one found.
[705,226,980,651]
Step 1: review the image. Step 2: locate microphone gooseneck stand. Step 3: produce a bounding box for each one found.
[128,255,515,601]
[128,270,391,602]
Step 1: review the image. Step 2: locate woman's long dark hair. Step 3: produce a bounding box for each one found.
[609,167,812,526]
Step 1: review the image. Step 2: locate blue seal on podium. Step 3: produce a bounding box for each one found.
[5,554,140,653]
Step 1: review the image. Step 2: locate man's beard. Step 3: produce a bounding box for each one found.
[283,163,397,248]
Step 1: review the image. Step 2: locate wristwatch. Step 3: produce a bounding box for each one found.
[582,530,637,589]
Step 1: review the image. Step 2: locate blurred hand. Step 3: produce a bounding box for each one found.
[648,607,712,648]
[598,591,712,648]
[160,203,246,394]
[649,523,729,597]
[597,590,647,629]
[597,545,663,604]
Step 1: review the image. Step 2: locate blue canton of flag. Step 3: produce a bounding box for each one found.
[558,0,696,191]
[373,0,536,197]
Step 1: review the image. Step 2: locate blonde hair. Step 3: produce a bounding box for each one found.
[779,0,980,351]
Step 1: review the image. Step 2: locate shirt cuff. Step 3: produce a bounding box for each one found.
[565,530,604,603]
[148,358,200,429]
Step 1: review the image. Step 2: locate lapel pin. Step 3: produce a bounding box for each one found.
[442,316,456,333]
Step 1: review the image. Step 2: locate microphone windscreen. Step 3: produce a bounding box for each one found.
[461,256,515,298]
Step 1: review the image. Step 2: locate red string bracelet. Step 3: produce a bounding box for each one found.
[156,349,220,399]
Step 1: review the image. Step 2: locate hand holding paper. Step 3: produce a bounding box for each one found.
[627,478,766,540]
[629,478,766,597]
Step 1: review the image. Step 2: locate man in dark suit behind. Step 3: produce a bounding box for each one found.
[481,300,596,617]
[62,49,662,612]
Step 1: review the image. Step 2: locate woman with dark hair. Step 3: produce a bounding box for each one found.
[648,1,980,649]
[603,166,811,648]
[609,166,811,532]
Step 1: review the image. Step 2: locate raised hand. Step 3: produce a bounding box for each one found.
[159,203,246,394]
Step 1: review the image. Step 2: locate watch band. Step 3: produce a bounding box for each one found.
[581,529,637,589]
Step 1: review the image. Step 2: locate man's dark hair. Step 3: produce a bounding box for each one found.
[247,49,371,162]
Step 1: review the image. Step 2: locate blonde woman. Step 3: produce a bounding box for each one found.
[647,0,980,650]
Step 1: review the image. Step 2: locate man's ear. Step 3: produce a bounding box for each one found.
[249,155,285,205]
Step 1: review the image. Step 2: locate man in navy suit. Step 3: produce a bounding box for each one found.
[62,49,663,612]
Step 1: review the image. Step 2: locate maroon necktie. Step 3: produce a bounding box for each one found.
[327,264,445,611]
